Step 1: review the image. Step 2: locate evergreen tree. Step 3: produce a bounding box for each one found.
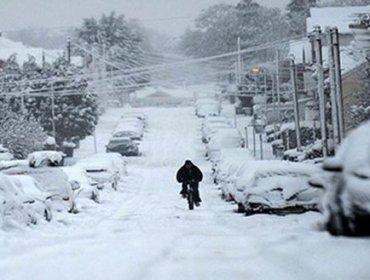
[0,103,47,159]
[179,1,289,61]
[286,0,317,35]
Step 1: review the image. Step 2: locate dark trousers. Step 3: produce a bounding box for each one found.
[181,181,201,202]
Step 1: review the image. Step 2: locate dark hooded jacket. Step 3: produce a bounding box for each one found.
[176,161,203,183]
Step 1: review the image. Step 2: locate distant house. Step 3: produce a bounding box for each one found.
[290,5,370,64]
[0,36,65,66]
[307,5,370,46]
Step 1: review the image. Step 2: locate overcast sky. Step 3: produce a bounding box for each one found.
[0,0,290,36]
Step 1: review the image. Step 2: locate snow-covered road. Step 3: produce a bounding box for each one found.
[1,105,370,280]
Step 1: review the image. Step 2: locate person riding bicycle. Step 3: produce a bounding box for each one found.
[176,160,203,206]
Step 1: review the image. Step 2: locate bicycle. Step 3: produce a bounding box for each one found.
[183,181,200,210]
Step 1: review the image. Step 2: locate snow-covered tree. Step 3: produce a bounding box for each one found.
[76,12,148,86]
[286,0,317,35]
[0,54,99,147]
[0,103,47,159]
[179,1,289,60]
[24,57,99,145]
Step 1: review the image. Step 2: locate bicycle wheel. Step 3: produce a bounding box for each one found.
[188,189,194,210]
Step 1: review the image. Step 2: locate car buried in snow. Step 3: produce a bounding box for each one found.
[195,98,221,118]
[233,160,321,215]
[106,137,141,157]
[0,173,53,227]
[1,160,78,214]
[75,153,126,191]
[308,120,370,236]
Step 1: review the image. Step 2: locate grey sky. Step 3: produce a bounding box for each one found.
[0,0,290,35]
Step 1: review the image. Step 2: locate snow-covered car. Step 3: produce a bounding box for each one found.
[201,122,233,143]
[0,145,13,161]
[61,166,100,204]
[1,161,77,214]
[205,128,245,162]
[309,120,370,236]
[201,115,231,130]
[195,98,221,117]
[234,161,320,214]
[106,137,140,156]
[119,117,145,131]
[121,112,148,127]
[212,148,254,201]
[75,153,126,191]
[0,173,52,228]
[113,121,144,140]
[28,151,65,167]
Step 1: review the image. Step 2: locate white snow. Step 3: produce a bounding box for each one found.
[0,36,62,65]
[307,5,370,34]
[0,87,370,280]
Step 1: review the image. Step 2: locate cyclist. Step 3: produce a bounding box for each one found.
[176,160,203,206]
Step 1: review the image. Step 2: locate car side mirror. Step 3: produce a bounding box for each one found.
[70,180,81,191]
[322,157,343,172]
[308,175,325,189]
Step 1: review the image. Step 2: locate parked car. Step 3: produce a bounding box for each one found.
[113,121,144,140]
[201,122,233,143]
[0,173,52,227]
[234,161,321,214]
[106,137,140,157]
[61,166,100,204]
[121,112,148,127]
[309,120,370,236]
[205,128,245,162]
[1,160,77,213]
[75,153,125,191]
[195,98,221,117]
[212,148,254,200]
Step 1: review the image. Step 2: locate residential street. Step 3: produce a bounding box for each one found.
[1,103,369,280]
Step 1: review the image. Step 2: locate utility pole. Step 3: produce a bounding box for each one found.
[259,133,264,160]
[67,37,71,64]
[331,27,345,142]
[314,26,328,157]
[275,49,282,125]
[245,126,249,149]
[327,27,339,151]
[51,82,56,146]
[237,37,242,85]
[290,58,302,152]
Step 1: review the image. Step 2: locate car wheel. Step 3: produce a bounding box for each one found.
[237,203,245,213]
[44,206,52,222]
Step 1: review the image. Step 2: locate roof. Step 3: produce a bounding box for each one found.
[307,6,370,34]
[0,36,82,66]
[289,38,365,74]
